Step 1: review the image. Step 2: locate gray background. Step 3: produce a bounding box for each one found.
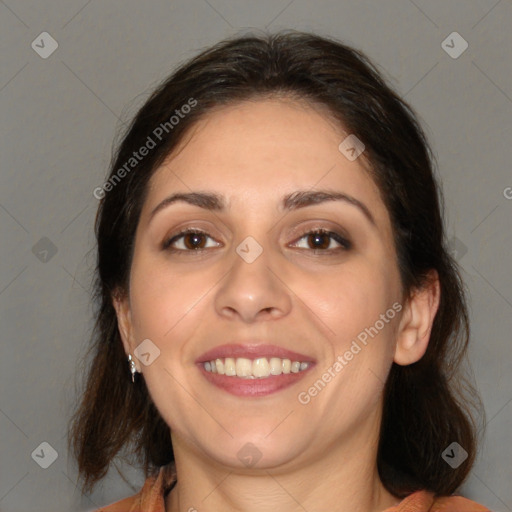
[1,1,511,511]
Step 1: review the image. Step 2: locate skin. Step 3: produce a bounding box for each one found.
[114,97,440,512]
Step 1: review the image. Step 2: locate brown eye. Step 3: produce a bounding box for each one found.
[182,232,207,250]
[163,229,220,252]
[307,232,331,250]
[291,229,351,252]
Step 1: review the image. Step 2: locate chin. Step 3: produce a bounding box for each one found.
[200,432,307,471]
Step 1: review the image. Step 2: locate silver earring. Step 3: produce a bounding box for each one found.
[127,354,138,383]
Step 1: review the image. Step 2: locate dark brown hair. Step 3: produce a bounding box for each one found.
[68,30,483,498]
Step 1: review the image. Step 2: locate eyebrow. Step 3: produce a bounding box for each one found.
[149,190,375,225]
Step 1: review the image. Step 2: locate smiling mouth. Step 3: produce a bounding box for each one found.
[202,356,312,379]
[196,343,315,396]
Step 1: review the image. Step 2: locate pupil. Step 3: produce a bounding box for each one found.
[186,233,204,249]
[310,233,328,249]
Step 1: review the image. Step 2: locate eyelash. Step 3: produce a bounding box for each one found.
[162,227,351,255]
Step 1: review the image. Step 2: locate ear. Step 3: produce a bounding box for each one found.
[112,289,141,372]
[394,270,441,366]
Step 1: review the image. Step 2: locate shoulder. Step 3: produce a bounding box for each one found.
[431,494,491,512]
[94,464,176,512]
[384,490,491,511]
[95,493,140,512]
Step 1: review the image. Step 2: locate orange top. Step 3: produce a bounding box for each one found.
[95,464,491,512]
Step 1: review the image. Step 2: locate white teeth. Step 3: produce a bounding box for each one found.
[236,357,252,377]
[203,356,310,378]
[224,357,236,376]
[215,358,225,375]
[269,357,282,375]
[252,358,271,378]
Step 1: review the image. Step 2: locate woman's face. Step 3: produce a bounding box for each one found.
[117,98,405,470]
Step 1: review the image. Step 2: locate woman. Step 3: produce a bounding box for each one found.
[69,31,490,511]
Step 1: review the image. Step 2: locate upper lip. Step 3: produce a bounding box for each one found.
[196,343,315,363]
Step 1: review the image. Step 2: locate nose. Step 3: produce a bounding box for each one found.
[214,240,292,323]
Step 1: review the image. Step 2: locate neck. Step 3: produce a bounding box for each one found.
[165,419,401,512]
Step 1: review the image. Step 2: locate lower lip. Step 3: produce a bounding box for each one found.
[198,364,314,397]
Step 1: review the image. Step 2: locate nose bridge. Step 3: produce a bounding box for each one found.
[213,230,292,322]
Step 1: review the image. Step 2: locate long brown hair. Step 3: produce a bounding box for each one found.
[68,30,483,497]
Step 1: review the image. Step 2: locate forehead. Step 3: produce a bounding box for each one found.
[143,98,388,224]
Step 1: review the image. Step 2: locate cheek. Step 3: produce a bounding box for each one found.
[305,269,398,423]
[315,260,399,344]
[303,258,400,411]
[129,255,214,342]
[127,259,215,428]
